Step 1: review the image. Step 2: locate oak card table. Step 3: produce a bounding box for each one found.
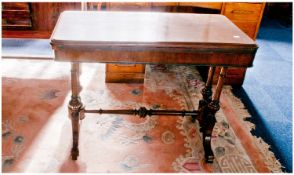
[50,11,257,163]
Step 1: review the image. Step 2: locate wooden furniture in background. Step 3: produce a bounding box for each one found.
[222,3,265,39]
[30,3,81,32]
[2,2,32,30]
[211,2,265,85]
[51,11,258,162]
[2,2,81,38]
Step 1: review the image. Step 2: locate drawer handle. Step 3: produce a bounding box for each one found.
[231,10,254,14]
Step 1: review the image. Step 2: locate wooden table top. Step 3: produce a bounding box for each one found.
[51,11,257,67]
[51,11,255,46]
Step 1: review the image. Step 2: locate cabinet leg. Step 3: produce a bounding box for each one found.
[69,63,83,160]
[202,67,227,163]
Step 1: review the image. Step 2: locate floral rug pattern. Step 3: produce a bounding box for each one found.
[2,60,282,172]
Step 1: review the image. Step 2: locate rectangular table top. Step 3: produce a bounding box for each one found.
[51,11,258,67]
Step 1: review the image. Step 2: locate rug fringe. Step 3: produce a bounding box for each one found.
[223,87,283,172]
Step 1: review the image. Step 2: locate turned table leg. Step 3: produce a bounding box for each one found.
[68,63,84,160]
[202,67,227,163]
[194,66,215,124]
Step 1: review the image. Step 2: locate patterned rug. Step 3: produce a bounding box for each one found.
[2,59,282,173]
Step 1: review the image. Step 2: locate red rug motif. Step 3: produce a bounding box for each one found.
[2,59,281,172]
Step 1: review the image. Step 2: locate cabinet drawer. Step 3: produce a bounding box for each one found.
[2,2,30,10]
[106,72,145,83]
[105,72,145,83]
[223,3,263,21]
[106,63,145,73]
[2,17,32,29]
[231,21,258,39]
[2,2,32,29]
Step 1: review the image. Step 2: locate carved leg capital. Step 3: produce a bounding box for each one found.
[201,86,213,102]
[196,67,215,125]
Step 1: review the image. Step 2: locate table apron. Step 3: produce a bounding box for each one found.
[53,49,255,67]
